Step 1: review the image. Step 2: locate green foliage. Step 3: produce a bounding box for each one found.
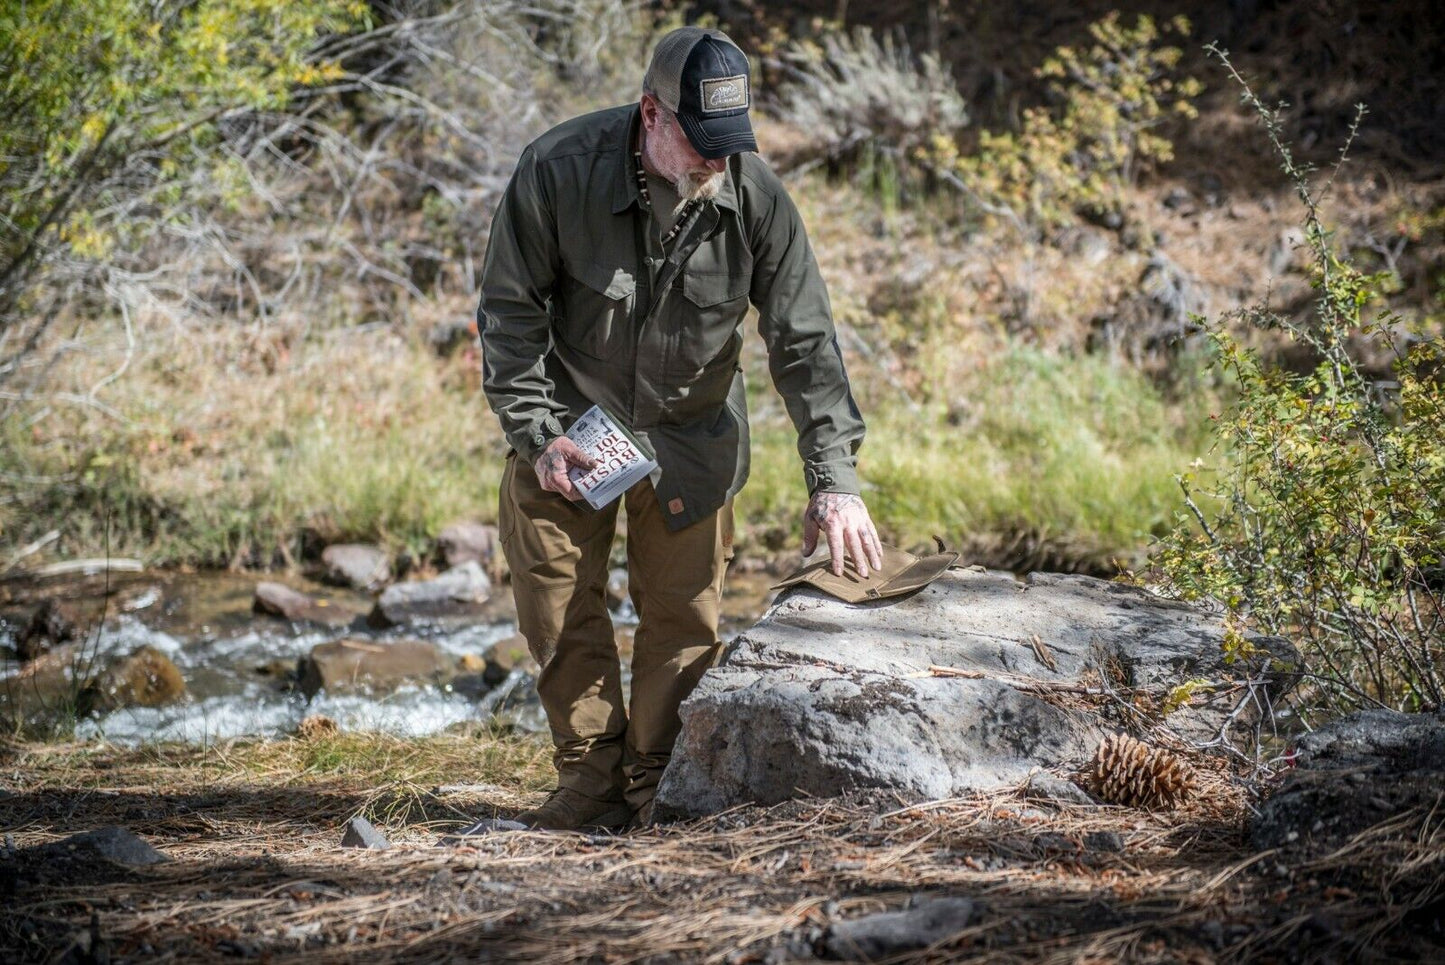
[927,13,1201,232]
[1156,47,1445,715]
[0,0,366,328]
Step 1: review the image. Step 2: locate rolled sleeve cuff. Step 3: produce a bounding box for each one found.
[804,461,860,496]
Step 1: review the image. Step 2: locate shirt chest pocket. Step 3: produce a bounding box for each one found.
[670,269,750,374]
[556,261,636,361]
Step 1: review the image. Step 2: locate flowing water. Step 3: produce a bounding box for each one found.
[0,568,776,745]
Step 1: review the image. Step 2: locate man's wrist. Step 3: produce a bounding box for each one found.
[804,463,860,497]
[517,415,566,465]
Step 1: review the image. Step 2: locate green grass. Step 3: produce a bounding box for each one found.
[740,345,1215,567]
[1,338,1212,571]
[1,313,1214,572]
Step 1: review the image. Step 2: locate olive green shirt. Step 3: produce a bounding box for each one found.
[478,104,865,531]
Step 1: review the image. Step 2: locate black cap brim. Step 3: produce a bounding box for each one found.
[676,110,757,160]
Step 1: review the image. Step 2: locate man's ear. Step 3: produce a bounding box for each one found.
[639,92,660,131]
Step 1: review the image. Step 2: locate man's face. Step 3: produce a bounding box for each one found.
[640,93,727,203]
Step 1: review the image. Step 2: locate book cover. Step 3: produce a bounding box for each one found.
[564,405,658,509]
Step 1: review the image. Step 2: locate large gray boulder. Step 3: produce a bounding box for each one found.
[655,569,1295,818]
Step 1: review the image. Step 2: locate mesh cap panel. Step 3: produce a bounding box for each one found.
[643,26,741,111]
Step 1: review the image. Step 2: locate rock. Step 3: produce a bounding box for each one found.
[655,570,1295,819]
[340,816,390,850]
[16,599,84,661]
[477,665,546,734]
[436,521,499,573]
[823,896,979,960]
[1253,709,1445,850]
[253,582,352,627]
[297,638,452,698]
[77,646,186,716]
[368,562,491,628]
[321,544,392,592]
[1085,830,1126,853]
[1023,773,1096,807]
[606,568,630,612]
[39,827,169,866]
[484,635,538,686]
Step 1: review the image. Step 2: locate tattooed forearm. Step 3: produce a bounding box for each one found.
[807,491,863,525]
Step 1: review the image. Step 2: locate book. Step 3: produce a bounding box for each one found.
[564,405,658,510]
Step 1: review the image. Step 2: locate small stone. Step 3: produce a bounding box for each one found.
[606,568,630,611]
[340,816,390,850]
[823,896,979,960]
[1023,773,1096,807]
[48,827,169,866]
[1084,830,1125,853]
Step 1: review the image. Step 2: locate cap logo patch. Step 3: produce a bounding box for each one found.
[699,74,748,113]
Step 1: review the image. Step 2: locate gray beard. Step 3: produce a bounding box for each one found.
[676,171,724,204]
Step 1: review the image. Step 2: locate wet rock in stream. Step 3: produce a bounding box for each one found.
[435,521,501,575]
[321,544,393,592]
[253,582,354,627]
[15,599,85,661]
[297,639,453,698]
[77,645,187,715]
[368,562,491,628]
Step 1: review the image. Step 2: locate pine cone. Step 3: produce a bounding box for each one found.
[1087,733,1196,809]
[297,714,339,740]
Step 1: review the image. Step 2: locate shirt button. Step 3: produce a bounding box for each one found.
[532,434,545,447]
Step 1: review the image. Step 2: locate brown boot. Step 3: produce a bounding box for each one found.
[624,797,655,833]
[515,787,632,831]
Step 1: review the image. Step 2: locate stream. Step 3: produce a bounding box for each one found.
[0,567,777,745]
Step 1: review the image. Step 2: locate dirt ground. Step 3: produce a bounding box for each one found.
[0,737,1441,964]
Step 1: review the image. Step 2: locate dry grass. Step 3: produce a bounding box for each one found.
[1,734,1440,963]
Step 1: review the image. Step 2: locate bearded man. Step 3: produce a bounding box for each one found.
[478,25,882,830]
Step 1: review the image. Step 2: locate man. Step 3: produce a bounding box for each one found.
[478,25,883,831]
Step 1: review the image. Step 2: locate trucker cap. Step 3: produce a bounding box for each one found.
[643,26,758,160]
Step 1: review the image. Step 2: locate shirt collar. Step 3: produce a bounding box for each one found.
[610,104,738,215]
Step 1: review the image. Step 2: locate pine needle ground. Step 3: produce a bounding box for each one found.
[0,732,1440,963]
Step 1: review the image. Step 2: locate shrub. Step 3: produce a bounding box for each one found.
[0,0,368,384]
[926,13,1201,233]
[1155,47,1445,717]
[769,26,969,186]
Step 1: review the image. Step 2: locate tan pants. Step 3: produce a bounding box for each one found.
[498,452,731,809]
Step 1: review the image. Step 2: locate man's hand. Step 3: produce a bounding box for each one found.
[533,437,597,501]
[802,491,884,577]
